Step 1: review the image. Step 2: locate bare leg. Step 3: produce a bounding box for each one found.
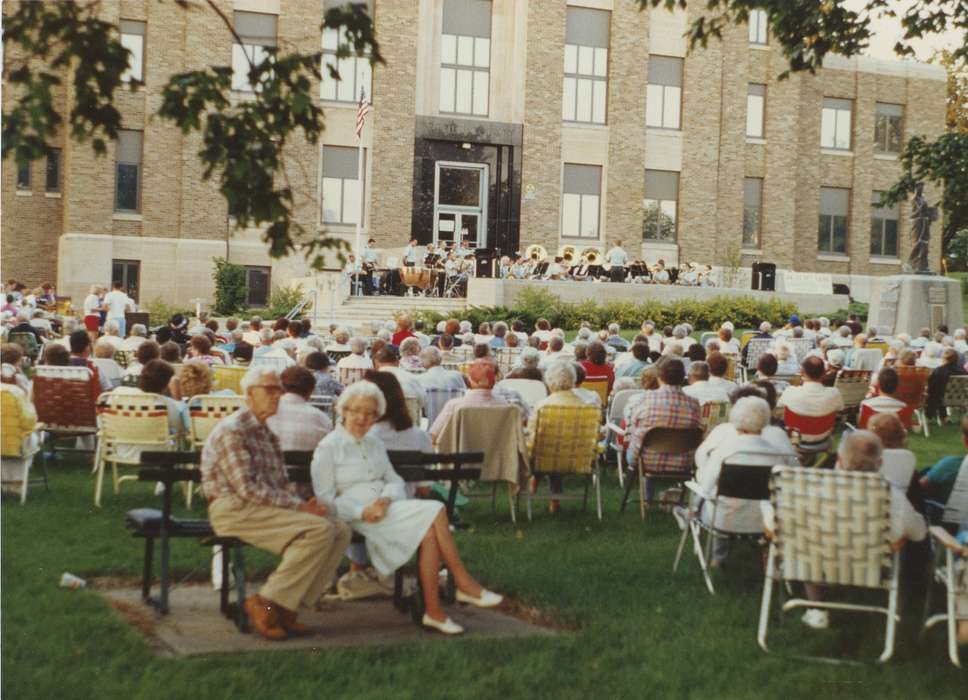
[418,528,446,621]
[429,509,483,598]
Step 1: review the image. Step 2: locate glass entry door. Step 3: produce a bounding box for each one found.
[434,162,487,249]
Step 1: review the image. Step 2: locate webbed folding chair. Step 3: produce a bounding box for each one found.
[603,389,644,486]
[757,467,900,663]
[424,387,465,427]
[338,366,367,386]
[834,369,872,419]
[941,375,968,424]
[582,377,609,408]
[525,404,603,520]
[922,526,967,667]
[620,426,705,520]
[700,400,730,436]
[212,365,246,394]
[0,388,44,503]
[185,395,245,506]
[496,378,548,409]
[32,365,100,463]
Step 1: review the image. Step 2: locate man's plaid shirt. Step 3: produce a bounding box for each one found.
[201,407,303,508]
[627,384,702,473]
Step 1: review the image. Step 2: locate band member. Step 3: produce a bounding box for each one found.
[570,258,590,281]
[699,264,715,287]
[510,257,529,279]
[455,239,473,258]
[605,240,629,283]
[652,259,670,284]
[498,256,511,279]
[424,243,438,266]
[403,238,419,267]
[544,256,565,280]
[343,254,363,296]
[361,238,380,295]
[678,262,698,286]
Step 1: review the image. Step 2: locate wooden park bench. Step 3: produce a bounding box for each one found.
[127,450,483,632]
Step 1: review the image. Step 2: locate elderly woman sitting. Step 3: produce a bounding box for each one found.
[311,381,502,635]
[773,341,799,376]
[506,347,543,381]
[92,339,124,390]
[398,337,423,370]
[678,396,798,566]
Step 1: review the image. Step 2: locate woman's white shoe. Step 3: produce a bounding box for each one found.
[456,588,503,608]
[421,614,464,635]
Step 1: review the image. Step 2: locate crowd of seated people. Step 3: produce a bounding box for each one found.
[3,292,968,643]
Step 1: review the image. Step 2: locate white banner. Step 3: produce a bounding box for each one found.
[781,271,833,295]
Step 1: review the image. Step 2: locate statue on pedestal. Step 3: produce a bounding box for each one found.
[906,182,937,274]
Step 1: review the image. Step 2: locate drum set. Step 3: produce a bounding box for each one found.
[399,255,475,298]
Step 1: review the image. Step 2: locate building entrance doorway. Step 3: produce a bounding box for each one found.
[433,161,487,250]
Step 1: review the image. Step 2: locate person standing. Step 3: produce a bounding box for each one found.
[361,238,380,295]
[201,367,351,641]
[605,241,629,283]
[103,281,133,338]
[82,285,104,339]
[403,238,419,267]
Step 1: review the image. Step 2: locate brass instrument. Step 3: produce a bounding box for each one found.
[524,244,548,263]
[581,247,602,265]
[558,245,578,265]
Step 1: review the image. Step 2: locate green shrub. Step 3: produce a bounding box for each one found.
[212,258,248,315]
[142,297,194,327]
[266,284,308,320]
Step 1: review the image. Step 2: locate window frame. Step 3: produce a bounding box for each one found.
[243,265,272,307]
[645,55,683,131]
[119,19,146,84]
[321,24,373,104]
[821,97,853,151]
[869,190,899,258]
[111,259,141,303]
[320,145,365,226]
[439,34,491,117]
[16,161,30,191]
[46,148,61,193]
[746,83,766,139]
[114,129,143,213]
[561,163,602,240]
[642,169,680,242]
[742,177,763,248]
[562,7,610,126]
[748,9,768,45]
[231,11,278,93]
[817,186,850,255]
[873,102,904,155]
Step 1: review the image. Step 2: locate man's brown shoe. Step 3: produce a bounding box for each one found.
[243,595,288,641]
[276,606,313,635]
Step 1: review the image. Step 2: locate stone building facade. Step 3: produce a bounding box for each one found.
[1,0,947,306]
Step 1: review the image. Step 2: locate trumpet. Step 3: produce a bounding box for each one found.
[581,247,602,265]
[525,244,548,263]
[558,245,578,265]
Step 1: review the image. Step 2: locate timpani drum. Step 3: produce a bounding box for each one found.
[400,266,436,292]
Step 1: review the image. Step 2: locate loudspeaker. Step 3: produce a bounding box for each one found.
[758,262,776,292]
[475,249,495,278]
[751,262,761,290]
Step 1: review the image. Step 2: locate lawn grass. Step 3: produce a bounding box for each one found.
[3,424,967,699]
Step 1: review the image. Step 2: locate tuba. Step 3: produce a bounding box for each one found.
[558,245,578,265]
[525,244,548,263]
[581,247,602,266]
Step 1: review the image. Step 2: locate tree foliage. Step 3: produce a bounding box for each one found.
[211,257,248,315]
[2,0,382,268]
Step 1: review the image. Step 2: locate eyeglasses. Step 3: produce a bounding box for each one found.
[343,407,379,419]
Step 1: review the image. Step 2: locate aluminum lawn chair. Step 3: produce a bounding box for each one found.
[603,389,644,486]
[619,426,705,520]
[700,400,730,436]
[496,378,547,409]
[834,369,872,419]
[212,365,246,394]
[525,404,603,520]
[338,366,367,386]
[32,365,100,463]
[424,387,465,427]
[921,526,967,667]
[941,375,968,424]
[0,387,44,503]
[185,395,245,506]
[757,466,900,663]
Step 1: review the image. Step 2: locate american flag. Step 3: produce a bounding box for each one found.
[355,87,371,139]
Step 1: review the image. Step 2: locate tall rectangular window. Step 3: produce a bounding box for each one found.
[16,161,30,190]
[244,266,271,307]
[232,11,277,92]
[115,130,142,212]
[111,259,141,302]
[46,148,61,193]
[749,9,768,45]
[874,102,903,155]
[440,0,491,117]
[818,187,849,254]
[321,145,363,225]
[643,170,679,241]
[646,56,683,130]
[743,177,763,247]
[746,83,765,138]
[321,0,372,103]
[562,7,609,125]
[870,191,899,258]
[821,97,852,150]
[561,164,601,239]
[119,19,145,83]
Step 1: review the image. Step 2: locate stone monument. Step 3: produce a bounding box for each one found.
[867,183,963,336]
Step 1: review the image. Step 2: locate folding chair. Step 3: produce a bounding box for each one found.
[743,338,773,374]
[424,387,465,427]
[495,378,548,409]
[495,347,522,376]
[757,467,900,663]
[849,349,882,372]
[834,369,872,421]
[525,404,602,520]
[94,392,175,507]
[941,375,968,424]
[212,365,246,394]
[337,366,367,386]
[867,341,889,356]
[250,356,291,372]
[673,459,780,593]
[582,377,609,407]
[185,395,245,506]
[699,332,718,348]
[403,395,422,426]
[603,389,644,486]
[0,387,44,503]
[620,426,705,520]
[783,408,837,466]
[895,365,931,436]
[789,338,816,364]
[310,394,337,423]
[32,365,100,464]
[113,350,130,369]
[700,400,730,436]
[922,526,967,667]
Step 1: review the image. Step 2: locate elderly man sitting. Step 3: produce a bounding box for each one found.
[507,347,544,381]
[538,336,570,369]
[267,366,333,450]
[527,361,594,514]
[626,357,702,502]
[373,346,425,408]
[430,360,511,441]
[417,346,465,391]
[201,367,351,641]
[676,396,797,566]
[337,337,373,370]
[777,355,844,446]
[683,361,730,406]
[120,323,148,352]
[764,430,926,630]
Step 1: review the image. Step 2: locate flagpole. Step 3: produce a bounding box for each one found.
[354,87,369,258]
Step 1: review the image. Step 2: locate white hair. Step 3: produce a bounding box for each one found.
[838,325,851,337]
[436,321,447,333]
[336,379,386,418]
[377,329,392,341]
[608,323,621,335]
[819,317,830,328]
[720,321,734,332]
[104,319,121,336]
[838,429,882,472]
[895,333,911,345]
[774,341,792,360]
[240,366,280,394]
[954,328,966,340]
[577,328,592,340]
[459,320,472,333]
[759,321,772,333]
[642,322,654,333]
[350,336,367,354]
[827,348,845,367]
[400,337,421,356]
[924,341,944,358]
[520,347,541,367]
[729,396,771,434]
[673,325,687,339]
[544,360,577,392]
[260,328,273,341]
[333,327,350,344]
[420,345,442,367]
[130,323,147,337]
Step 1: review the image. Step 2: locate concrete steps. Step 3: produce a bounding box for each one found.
[314,295,468,329]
